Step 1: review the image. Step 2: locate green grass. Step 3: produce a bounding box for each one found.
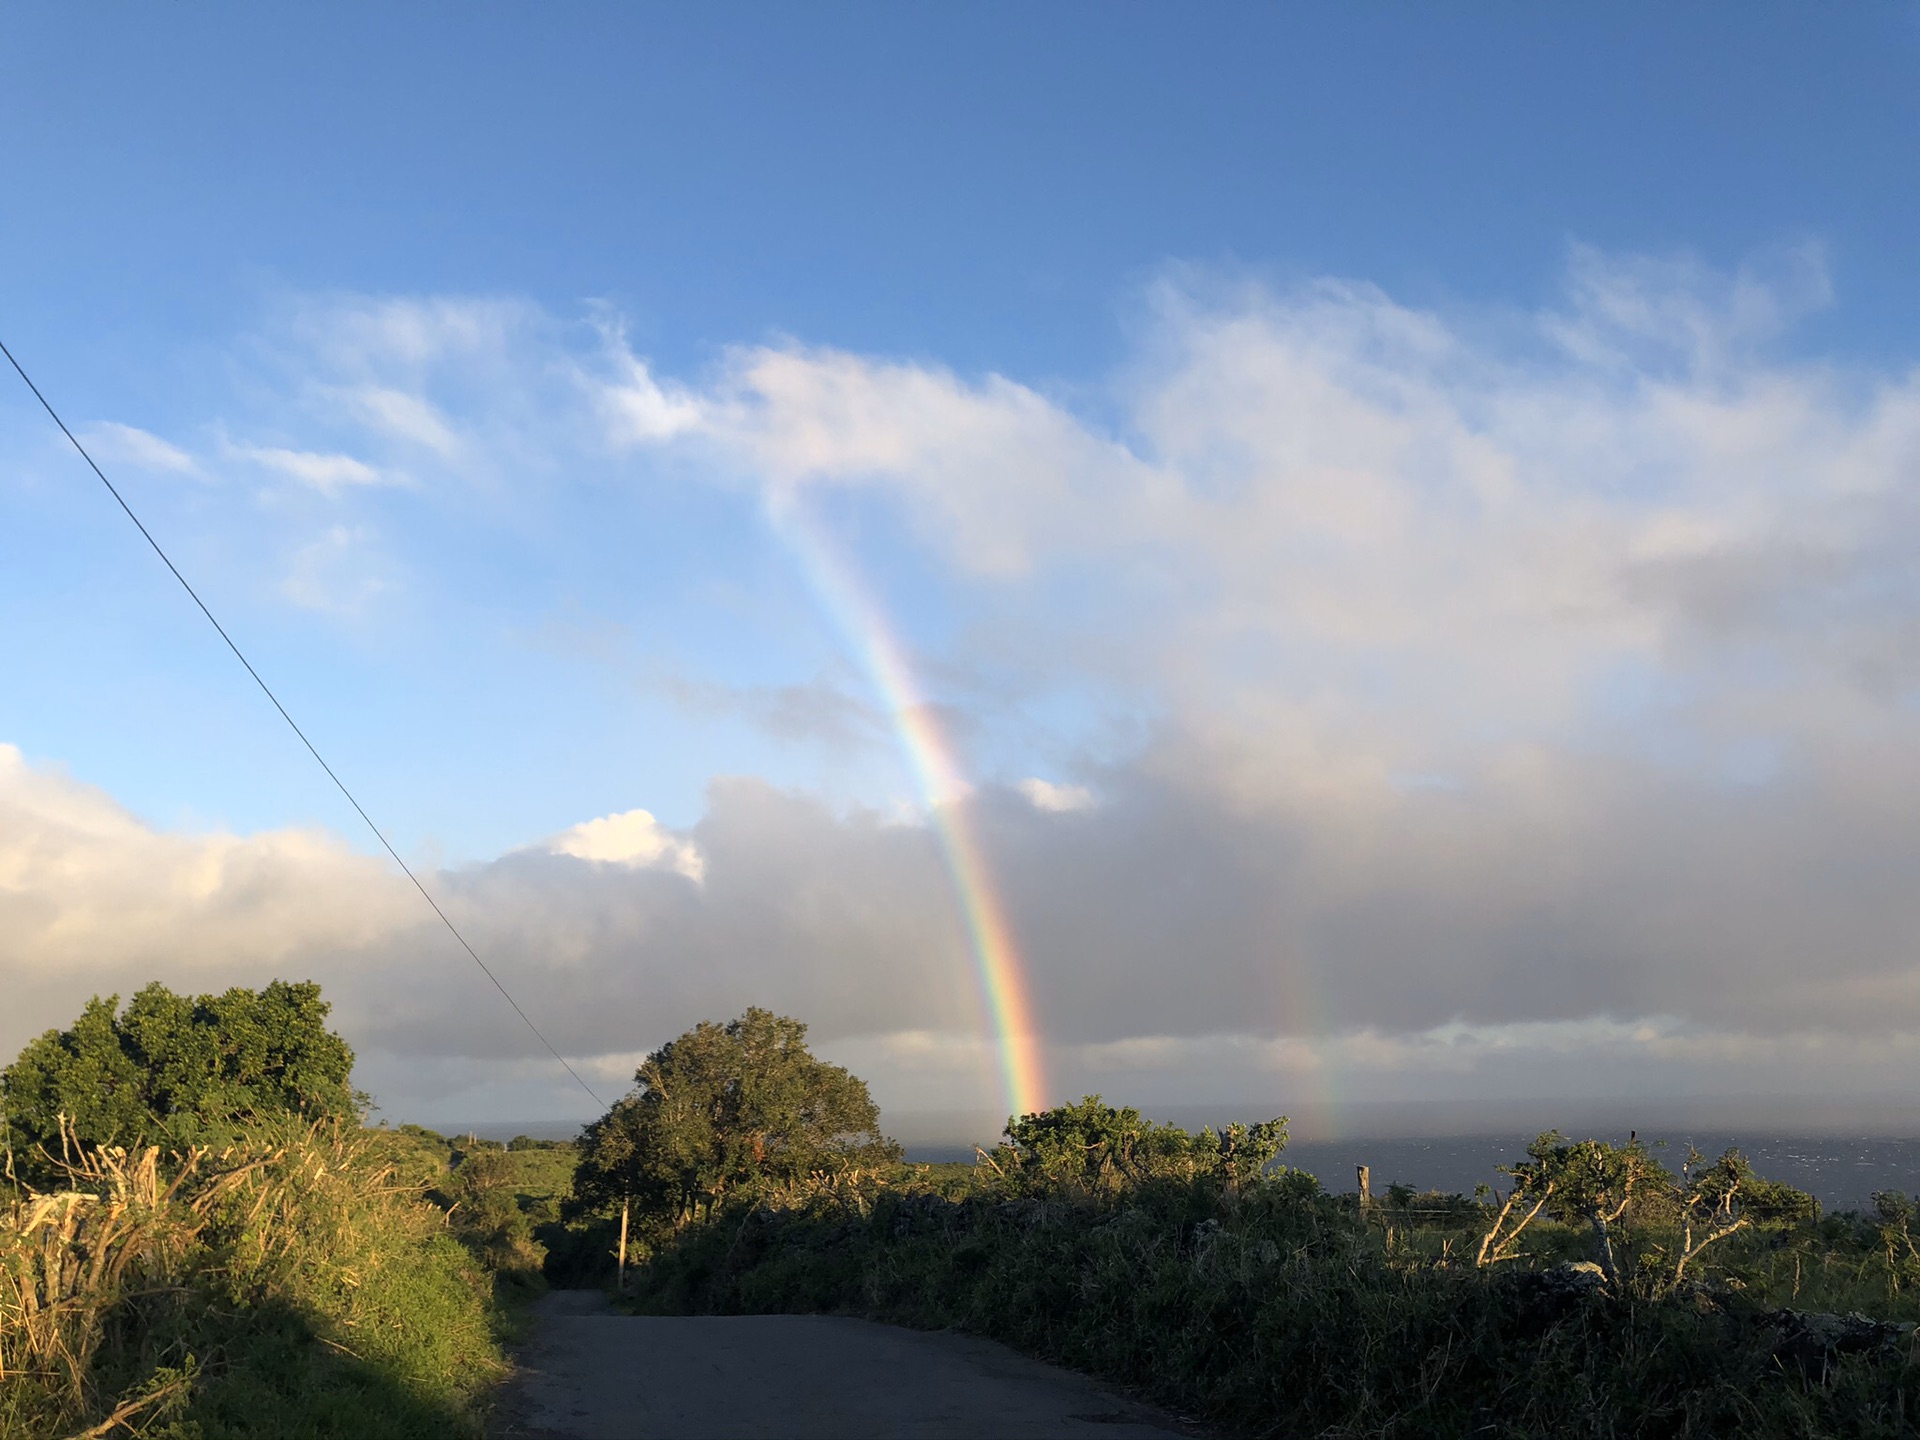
[496,1142,580,1224]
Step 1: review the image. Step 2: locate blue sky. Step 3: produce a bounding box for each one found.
[10,6,1919,373]
[5,6,1920,1130]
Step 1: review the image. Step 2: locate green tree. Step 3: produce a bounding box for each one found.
[999,1095,1287,1194]
[1477,1133,1819,1289]
[568,1008,899,1231]
[1478,1132,1679,1281]
[2,979,356,1180]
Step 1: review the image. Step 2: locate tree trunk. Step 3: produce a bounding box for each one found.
[1590,1212,1618,1284]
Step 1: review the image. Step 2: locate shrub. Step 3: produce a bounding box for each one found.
[992,1095,1287,1196]
[439,1147,546,1285]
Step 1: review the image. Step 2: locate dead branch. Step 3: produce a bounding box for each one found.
[1477,1181,1554,1267]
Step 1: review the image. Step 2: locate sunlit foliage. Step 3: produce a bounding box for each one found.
[570,1008,900,1235]
[2,981,355,1183]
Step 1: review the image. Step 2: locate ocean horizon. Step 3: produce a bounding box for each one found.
[439,1117,1920,1215]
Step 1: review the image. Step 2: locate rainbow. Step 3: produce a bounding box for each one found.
[770,496,1049,1120]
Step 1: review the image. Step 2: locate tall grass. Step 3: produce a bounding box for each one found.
[1,1119,504,1438]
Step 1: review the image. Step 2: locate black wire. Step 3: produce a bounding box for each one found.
[1,337,606,1110]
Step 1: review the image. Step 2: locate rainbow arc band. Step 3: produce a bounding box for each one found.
[772,498,1048,1120]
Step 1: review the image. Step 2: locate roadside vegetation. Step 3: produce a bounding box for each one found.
[16,988,1919,1436]
[0,982,563,1438]
[579,1011,1920,1439]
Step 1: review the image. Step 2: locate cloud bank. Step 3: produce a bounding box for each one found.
[8,250,1920,1131]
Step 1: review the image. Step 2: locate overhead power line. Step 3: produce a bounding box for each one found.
[1,338,605,1110]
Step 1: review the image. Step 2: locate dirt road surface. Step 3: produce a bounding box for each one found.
[493,1290,1197,1439]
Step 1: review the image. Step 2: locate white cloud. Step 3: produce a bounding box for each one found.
[339,386,462,456]
[1017,778,1095,813]
[293,294,537,372]
[0,742,420,1045]
[236,443,388,494]
[80,422,196,475]
[701,345,1159,575]
[598,252,1920,825]
[547,807,706,882]
[1546,242,1833,376]
[597,352,704,445]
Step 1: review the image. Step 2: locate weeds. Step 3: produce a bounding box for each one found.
[1,1118,504,1438]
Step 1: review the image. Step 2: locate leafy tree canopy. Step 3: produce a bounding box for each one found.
[569,1007,899,1230]
[1477,1131,1817,1284]
[3,979,356,1179]
[1001,1094,1287,1193]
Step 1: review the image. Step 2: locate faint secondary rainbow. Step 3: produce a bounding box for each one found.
[771,497,1049,1120]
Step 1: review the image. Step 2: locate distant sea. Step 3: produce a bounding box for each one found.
[444,1121,1920,1213]
[901,1136,1920,1214]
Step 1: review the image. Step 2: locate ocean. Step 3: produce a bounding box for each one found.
[901,1134,1920,1213]
[1279,1135,1920,1213]
[456,1120,1920,1213]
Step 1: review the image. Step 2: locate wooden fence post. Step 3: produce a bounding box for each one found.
[617,1196,630,1293]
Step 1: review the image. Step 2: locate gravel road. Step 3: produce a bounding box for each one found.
[492,1289,1197,1439]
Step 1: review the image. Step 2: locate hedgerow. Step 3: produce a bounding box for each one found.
[627,1100,1920,1439]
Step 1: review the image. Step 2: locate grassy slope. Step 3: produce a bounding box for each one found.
[498,1145,579,1221]
[2,1124,512,1439]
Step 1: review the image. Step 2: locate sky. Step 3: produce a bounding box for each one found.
[4,4,1920,1139]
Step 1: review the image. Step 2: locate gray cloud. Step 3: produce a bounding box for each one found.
[656,674,888,753]
[7,730,1920,1127]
